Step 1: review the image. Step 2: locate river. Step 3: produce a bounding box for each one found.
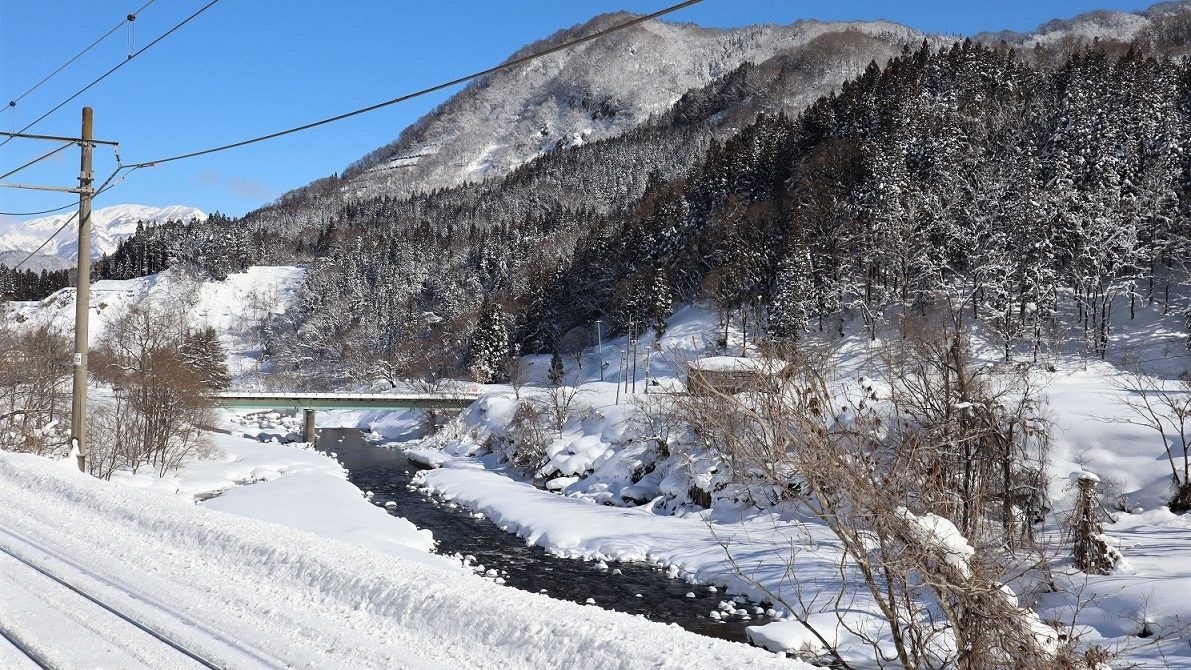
[315,428,780,646]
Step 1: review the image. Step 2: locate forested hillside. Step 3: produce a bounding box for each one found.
[77,23,1191,389]
[0,266,71,301]
[297,40,1191,386]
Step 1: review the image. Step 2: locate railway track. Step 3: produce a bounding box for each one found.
[0,538,229,669]
[0,619,54,670]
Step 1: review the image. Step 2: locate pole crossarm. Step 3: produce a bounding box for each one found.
[0,181,87,194]
[0,130,119,146]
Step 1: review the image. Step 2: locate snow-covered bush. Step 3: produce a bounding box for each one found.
[505,400,551,477]
[1069,473,1121,575]
[0,322,71,457]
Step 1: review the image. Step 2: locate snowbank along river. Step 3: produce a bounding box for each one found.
[316,428,780,645]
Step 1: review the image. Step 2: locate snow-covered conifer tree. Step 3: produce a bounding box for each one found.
[467,303,509,384]
[547,350,565,387]
[647,267,673,340]
[180,326,232,391]
[768,246,812,343]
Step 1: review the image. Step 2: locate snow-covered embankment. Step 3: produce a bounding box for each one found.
[0,449,801,669]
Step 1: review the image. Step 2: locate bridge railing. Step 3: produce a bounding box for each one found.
[213,390,483,441]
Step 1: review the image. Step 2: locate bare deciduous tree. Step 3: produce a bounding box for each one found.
[675,321,1081,669]
[536,365,585,436]
[504,343,527,400]
[90,301,218,477]
[0,322,71,456]
[1105,369,1191,510]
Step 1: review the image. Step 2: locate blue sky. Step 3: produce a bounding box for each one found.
[0,0,1156,218]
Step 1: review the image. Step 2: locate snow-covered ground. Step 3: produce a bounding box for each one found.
[402,301,1191,667]
[0,447,801,669]
[107,419,447,569]
[10,265,304,379]
[5,264,1190,666]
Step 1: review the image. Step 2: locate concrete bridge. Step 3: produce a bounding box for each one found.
[214,391,480,441]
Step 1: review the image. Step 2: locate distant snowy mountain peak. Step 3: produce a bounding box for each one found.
[975,0,1191,47]
[0,204,206,262]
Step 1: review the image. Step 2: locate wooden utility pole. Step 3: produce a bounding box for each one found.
[70,106,94,473]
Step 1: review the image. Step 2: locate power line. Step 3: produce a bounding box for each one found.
[0,0,220,150]
[2,1,157,115]
[6,1,705,262]
[0,144,122,215]
[0,201,81,217]
[5,166,135,271]
[127,0,705,168]
[0,142,74,182]
[6,212,81,269]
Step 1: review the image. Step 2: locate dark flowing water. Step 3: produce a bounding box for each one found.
[315,428,780,646]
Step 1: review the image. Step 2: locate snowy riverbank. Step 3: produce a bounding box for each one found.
[399,303,1191,666]
[106,417,445,568]
[0,446,802,668]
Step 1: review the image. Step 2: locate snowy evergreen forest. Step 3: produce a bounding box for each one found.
[63,39,1191,387]
[0,265,71,301]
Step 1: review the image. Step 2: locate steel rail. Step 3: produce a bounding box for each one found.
[0,622,56,670]
[0,542,224,669]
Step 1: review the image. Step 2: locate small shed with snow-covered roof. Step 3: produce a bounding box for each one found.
[685,356,787,396]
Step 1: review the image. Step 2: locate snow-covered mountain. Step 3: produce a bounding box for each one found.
[337,14,928,202]
[0,204,205,262]
[280,2,1191,212]
[0,249,72,273]
[975,0,1191,47]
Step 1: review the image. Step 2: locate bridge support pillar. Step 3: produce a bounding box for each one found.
[303,409,317,443]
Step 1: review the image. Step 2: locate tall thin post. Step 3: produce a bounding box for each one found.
[626,320,635,394]
[615,342,626,406]
[630,338,638,394]
[70,106,94,473]
[643,345,652,394]
[741,306,748,356]
[595,320,604,381]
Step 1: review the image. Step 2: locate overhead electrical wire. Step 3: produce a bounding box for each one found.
[5,0,704,259]
[6,212,81,269]
[0,142,74,181]
[2,1,157,116]
[5,166,138,272]
[0,145,122,215]
[0,201,80,217]
[126,0,705,168]
[0,0,220,150]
